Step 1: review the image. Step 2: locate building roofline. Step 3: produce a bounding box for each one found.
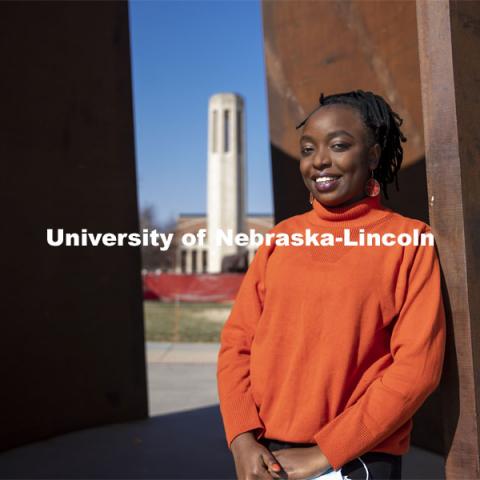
[178,212,273,218]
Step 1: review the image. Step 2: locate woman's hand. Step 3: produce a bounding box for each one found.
[267,445,332,480]
[231,431,283,479]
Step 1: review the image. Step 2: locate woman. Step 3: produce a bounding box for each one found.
[216,90,446,480]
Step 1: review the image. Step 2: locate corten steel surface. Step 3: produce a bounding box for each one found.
[262,0,428,224]
[417,1,480,478]
[261,0,444,462]
[0,1,148,450]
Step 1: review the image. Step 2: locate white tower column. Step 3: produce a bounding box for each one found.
[185,249,192,274]
[207,93,246,273]
[248,247,255,265]
[196,249,203,274]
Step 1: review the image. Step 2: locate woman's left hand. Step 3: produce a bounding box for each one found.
[266,445,332,479]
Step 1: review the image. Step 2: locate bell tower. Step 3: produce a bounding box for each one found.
[207,93,246,273]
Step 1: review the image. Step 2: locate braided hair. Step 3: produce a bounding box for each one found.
[295,89,407,200]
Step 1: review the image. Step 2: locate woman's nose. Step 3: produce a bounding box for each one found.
[312,150,331,169]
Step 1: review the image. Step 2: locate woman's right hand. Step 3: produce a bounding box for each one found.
[231,431,284,480]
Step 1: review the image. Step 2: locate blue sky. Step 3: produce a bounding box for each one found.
[128,0,273,225]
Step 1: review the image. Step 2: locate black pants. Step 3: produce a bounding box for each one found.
[258,437,402,480]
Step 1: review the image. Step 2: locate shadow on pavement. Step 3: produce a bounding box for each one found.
[0,405,236,479]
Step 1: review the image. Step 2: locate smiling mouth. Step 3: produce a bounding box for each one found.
[315,176,341,184]
[313,175,342,192]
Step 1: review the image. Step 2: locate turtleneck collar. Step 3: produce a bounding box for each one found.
[307,194,393,228]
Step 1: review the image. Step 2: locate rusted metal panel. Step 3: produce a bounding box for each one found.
[417,0,480,478]
[0,1,147,451]
[262,0,427,223]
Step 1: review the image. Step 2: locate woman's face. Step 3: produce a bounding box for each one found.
[299,104,381,208]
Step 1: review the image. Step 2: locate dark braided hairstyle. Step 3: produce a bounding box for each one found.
[295,90,407,200]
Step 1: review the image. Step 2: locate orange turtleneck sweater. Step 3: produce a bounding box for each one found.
[216,195,446,470]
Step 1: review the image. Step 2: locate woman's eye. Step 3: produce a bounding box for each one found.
[301,146,313,155]
[331,143,349,150]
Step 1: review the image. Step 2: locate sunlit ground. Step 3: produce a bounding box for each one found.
[143,301,232,342]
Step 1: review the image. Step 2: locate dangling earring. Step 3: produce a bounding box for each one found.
[309,192,314,205]
[364,169,380,197]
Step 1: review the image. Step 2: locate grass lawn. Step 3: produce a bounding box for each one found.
[143,300,233,342]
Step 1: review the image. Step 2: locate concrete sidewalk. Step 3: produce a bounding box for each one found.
[0,342,445,479]
[146,342,220,365]
[146,342,220,417]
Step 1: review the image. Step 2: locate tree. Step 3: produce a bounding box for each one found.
[139,205,177,272]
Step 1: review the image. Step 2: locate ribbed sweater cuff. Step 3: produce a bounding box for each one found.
[313,419,373,470]
[223,394,265,450]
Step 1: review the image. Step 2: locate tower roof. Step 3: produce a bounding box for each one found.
[209,92,244,106]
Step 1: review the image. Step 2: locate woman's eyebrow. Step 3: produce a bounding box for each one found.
[326,129,355,140]
[300,130,355,143]
[300,134,316,143]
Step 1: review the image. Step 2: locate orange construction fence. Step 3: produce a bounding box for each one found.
[143,273,245,303]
